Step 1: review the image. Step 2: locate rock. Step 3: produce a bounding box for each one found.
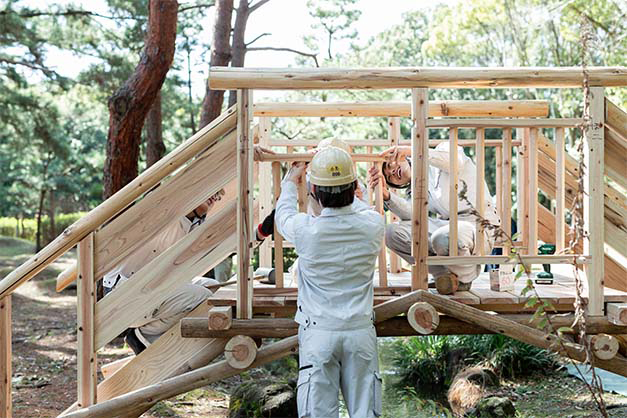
[467,396,516,417]
[448,367,501,417]
[228,380,297,418]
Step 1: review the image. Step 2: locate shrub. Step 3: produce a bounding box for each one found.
[0,212,85,245]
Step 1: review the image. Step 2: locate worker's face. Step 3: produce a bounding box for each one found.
[383,159,411,188]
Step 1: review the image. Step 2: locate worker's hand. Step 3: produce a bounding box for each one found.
[367,165,390,201]
[254,145,275,161]
[285,162,306,185]
[379,146,410,162]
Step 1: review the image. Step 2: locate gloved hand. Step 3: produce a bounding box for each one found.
[284,162,306,185]
[256,209,275,241]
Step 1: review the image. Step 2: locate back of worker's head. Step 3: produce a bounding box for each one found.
[310,146,357,208]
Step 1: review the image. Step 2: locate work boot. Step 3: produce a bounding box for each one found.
[457,281,472,291]
[435,273,459,295]
[124,328,147,355]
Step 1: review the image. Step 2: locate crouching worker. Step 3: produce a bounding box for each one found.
[102,191,225,354]
[276,147,385,418]
[368,142,500,295]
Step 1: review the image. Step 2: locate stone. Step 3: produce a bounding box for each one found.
[228,380,297,418]
[467,396,516,417]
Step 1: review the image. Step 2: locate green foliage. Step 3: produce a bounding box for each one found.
[0,212,85,244]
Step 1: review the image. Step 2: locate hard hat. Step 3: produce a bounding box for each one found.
[309,147,357,187]
[317,138,351,154]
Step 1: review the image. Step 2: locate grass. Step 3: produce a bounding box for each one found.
[0,236,34,258]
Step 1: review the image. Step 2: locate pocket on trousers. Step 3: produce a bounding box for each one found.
[297,368,313,417]
[373,371,383,416]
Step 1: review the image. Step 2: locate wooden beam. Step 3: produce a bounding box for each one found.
[94,202,238,349]
[0,296,11,418]
[607,303,627,326]
[407,302,439,335]
[521,128,530,253]
[475,128,486,255]
[605,98,627,140]
[428,255,589,265]
[495,146,502,234]
[589,334,620,360]
[208,306,233,330]
[207,66,627,90]
[77,233,96,408]
[502,128,512,255]
[258,117,273,268]
[515,128,524,246]
[426,118,581,128]
[272,162,284,288]
[604,128,627,189]
[257,152,385,162]
[224,335,257,369]
[411,88,429,290]
[388,117,402,274]
[555,127,566,253]
[0,106,236,299]
[267,139,522,147]
[237,89,254,319]
[252,100,550,117]
[584,87,605,316]
[528,128,538,255]
[101,357,132,380]
[449,128,459,256]
[374,161,388,287]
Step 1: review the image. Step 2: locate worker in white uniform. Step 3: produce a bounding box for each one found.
[103,191,224,354]
[276,147,385,418]
[368,142,500,294]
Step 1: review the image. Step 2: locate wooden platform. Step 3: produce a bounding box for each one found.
[208,269,627,315]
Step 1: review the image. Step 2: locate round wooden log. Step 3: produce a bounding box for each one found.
[616,335,627,357]
[589,334,620,361]
[225,335,257,369]
[208,306,232,330]
[407,302,439,334]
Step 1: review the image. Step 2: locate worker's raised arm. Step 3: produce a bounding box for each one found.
[429,142,470,172]
[275,162,306,243]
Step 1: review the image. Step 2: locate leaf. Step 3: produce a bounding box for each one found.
[538,317,548,330]
[557,326,574,335]
[525,296,538,308]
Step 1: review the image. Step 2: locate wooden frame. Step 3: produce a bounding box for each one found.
[258,117,273,268]
[388,117,402,274]
[502,128,512,255]
[449,128,459,256]
[0,295,11,417]
[528,128,539,255]
[77,233,97,407]
[555,127,566,253]
[272,162,284,288]
[475,128,486,255]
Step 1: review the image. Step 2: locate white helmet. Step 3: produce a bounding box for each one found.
[309,147,357,187]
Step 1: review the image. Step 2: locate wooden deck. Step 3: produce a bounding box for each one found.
[208,268,627,315]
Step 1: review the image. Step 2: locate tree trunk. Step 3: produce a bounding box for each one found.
[145,91,165,168]
[103,0,178,199]
[228,0,250,107]
[199,0,233,128]
[35,188,46,252]
[48,188,56,242]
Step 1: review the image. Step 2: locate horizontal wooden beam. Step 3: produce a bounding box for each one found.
[266,139,522,147]
[427,255,591,266]
[252,100,549,117]
[426,118,581,128]
[208,67,627,90]
[256,152,384,162]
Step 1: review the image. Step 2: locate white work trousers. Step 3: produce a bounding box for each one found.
[297,325,382,418]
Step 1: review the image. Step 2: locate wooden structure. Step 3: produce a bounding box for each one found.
[0,67,626,416]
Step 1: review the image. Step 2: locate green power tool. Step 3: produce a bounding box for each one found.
[535,244,556,284]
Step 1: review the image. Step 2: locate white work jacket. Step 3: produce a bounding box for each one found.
[386,143,500,234]
[276,180,384,330]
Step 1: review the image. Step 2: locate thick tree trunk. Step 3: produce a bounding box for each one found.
[103,0,178,199]
[228,0,250,107]
[145,91,165,168]
[47,188,56,242]
[199,0,233,128]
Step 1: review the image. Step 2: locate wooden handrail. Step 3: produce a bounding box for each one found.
[0,105,237,299]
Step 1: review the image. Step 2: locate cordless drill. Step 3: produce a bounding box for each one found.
[535,243,556,285]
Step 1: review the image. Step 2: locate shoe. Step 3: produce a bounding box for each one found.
[457,281,472,291]
[435,273,459,295]
[124,328,147,355]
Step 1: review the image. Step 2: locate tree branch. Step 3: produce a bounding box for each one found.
[0,57,66,80]
[246,46,319,67]
[0,9,142,21]
[178,2,216,13]
[249,0,272,14]
[245,32,271,47]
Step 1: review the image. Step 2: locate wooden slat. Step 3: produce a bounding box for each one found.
[411,88,429,290]
[584,87,606,316]
[0,296,11,418]
[555,127,566,253]
[605,98,627,140]
[272,162,284,288]
[77,233,96,407]
[449,128,459,256]
[388,117,402,274]
[237,89,254,319]
[0,107,237,299]
[94,202,238,349]
[495,146,502,233]
[528,128,538,255]
[521,128,530,253]
[375,161,388,286]
[208,66,627,90]
[94,131,237,279]
[267,139,521,147]
[258,117,273,267]
[253,100,550,117]
[475,128,486,255]
[502,128,512,255]
[427,255,590,265]
[426,118,581,128]
[605,128,627,189]
[515,128,524,246]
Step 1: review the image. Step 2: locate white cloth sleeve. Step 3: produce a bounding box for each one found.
[276,180,300,243]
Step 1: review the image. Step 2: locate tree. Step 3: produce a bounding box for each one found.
[103,0,178,198]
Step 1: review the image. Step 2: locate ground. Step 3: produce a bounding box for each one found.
[2,236,626,417]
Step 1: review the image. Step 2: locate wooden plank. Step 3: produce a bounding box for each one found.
[411,88,429,290]
[207,66,627,90]
[555,127,566,253]
[475,128,486,255]
[496,146,502,233]
[528,128,538,255]
[0,296,11,418]
[272,162,284,288]
[94,130,237,280]
[101,357,132,380]
[257,152,385,162]
[605,98,627,140]
[521,128,530,253]
[607,303,627,326]
[374,161,388,286]
[426,118,581,128]
[94,202,238,349]
[258,117,273,267]
[0,107,237,299]
[449,128,459,256]
[515,128,525,247]
[237,89,254,319]
[502,128,512,254]
[268,139,521,147]
[584,87,605,316]
[388,117,402,274]
[77,233,96,407]
[253,100,550,118]
[604,128,627,189]
[427,255,590,265]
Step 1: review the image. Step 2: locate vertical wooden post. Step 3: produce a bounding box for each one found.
[520,128,530,253]
[272,162,284,288]
[258,117,273,267]
[502,128,513,255]
[555,127,566,253]
[528,128,538,256]
[449,127,459,256]
[410,88,429,290]
[77,232,96,407]
[475,128,486,255]
[237,89,254,319]
[495,146,503,228]
[0,295,11,417]
[388,117,402,274]
[584,87,605,316]
[374,161,388,287]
